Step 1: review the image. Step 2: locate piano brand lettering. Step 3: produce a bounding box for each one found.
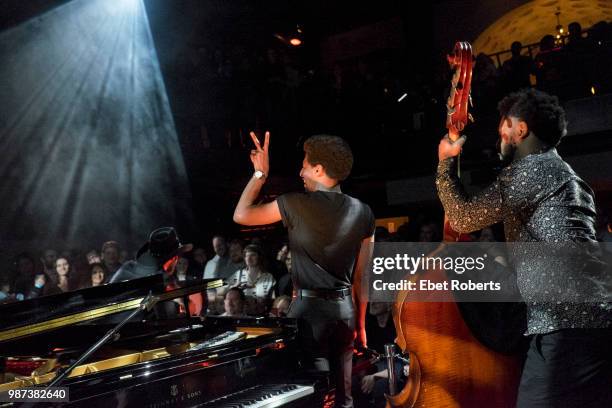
[147,388,203,408]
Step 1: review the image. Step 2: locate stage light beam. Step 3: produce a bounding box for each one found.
[0,0,194,249]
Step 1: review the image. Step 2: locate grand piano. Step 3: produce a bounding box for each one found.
[0,275,329,407]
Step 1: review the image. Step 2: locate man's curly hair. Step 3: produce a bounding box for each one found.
[303,135,353,181]
[497,88,568,147]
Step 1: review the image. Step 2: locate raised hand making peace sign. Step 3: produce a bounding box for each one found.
[249,131,270,176]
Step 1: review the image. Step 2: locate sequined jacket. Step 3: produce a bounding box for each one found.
[436,148,611,334]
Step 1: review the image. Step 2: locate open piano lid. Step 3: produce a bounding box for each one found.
[0,275,223,344]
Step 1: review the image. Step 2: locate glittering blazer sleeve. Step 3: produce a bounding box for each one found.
[436,157,504,233]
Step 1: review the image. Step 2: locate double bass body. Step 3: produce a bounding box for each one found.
[388,266,522,408]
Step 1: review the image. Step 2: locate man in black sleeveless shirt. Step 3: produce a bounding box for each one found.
[234,132,375,407]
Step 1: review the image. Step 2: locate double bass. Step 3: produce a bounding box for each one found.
[386,42,522,408]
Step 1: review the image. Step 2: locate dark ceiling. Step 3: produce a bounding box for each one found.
[138,0,440,235]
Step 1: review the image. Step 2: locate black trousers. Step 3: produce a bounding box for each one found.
[288,295,355,408]
[517,328,612,408]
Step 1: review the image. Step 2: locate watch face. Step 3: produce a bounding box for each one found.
[254,171,263,179]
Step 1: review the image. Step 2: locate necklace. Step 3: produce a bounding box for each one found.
[247,270,261,286]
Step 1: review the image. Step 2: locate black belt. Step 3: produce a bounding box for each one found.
[292,287,351,300]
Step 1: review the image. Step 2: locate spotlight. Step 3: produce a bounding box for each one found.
[274,24,304,48]
[274,34,302,47]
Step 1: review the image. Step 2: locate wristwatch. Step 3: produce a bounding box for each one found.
[254,170,266,180]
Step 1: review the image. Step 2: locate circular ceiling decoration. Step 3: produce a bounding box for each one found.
[473,0,612,57]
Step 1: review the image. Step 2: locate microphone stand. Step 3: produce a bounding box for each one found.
[360,345,410,397]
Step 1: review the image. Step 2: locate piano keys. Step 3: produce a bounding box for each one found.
[200,383,315,407]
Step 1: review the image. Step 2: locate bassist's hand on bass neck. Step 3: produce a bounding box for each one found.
[438,134,466,162]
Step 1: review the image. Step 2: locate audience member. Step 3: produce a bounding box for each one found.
[276,243,289,263]
[42,249,58,275]
[418,222,441,242]
[473,53,500,99]
[270,243,289,281]
[227,238,246,272]
[270,295,291,317]
[564,22,594,98]
[12,253,37,297]
[501,41,534,93]
[374,226,391,243]
[275,247,293,297]
[566,22,589,52]
[47,257,75,294]
[101,241,122,276]
[27,271,55,298]
[366,302,396,353]
[221,287,245,317]
[161,253,204,316]
[167,256,203,316]
[203,235,233,314]
[191,247,207,274]
[90,262,109,287]
[226,244,275,315]
[471,52,502,145]
[174,256,197,283]
[86,250,101,264]
[534,35,563,95]
[203,235,234,279]
[0,278,12,303]
[283,248,292,273]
